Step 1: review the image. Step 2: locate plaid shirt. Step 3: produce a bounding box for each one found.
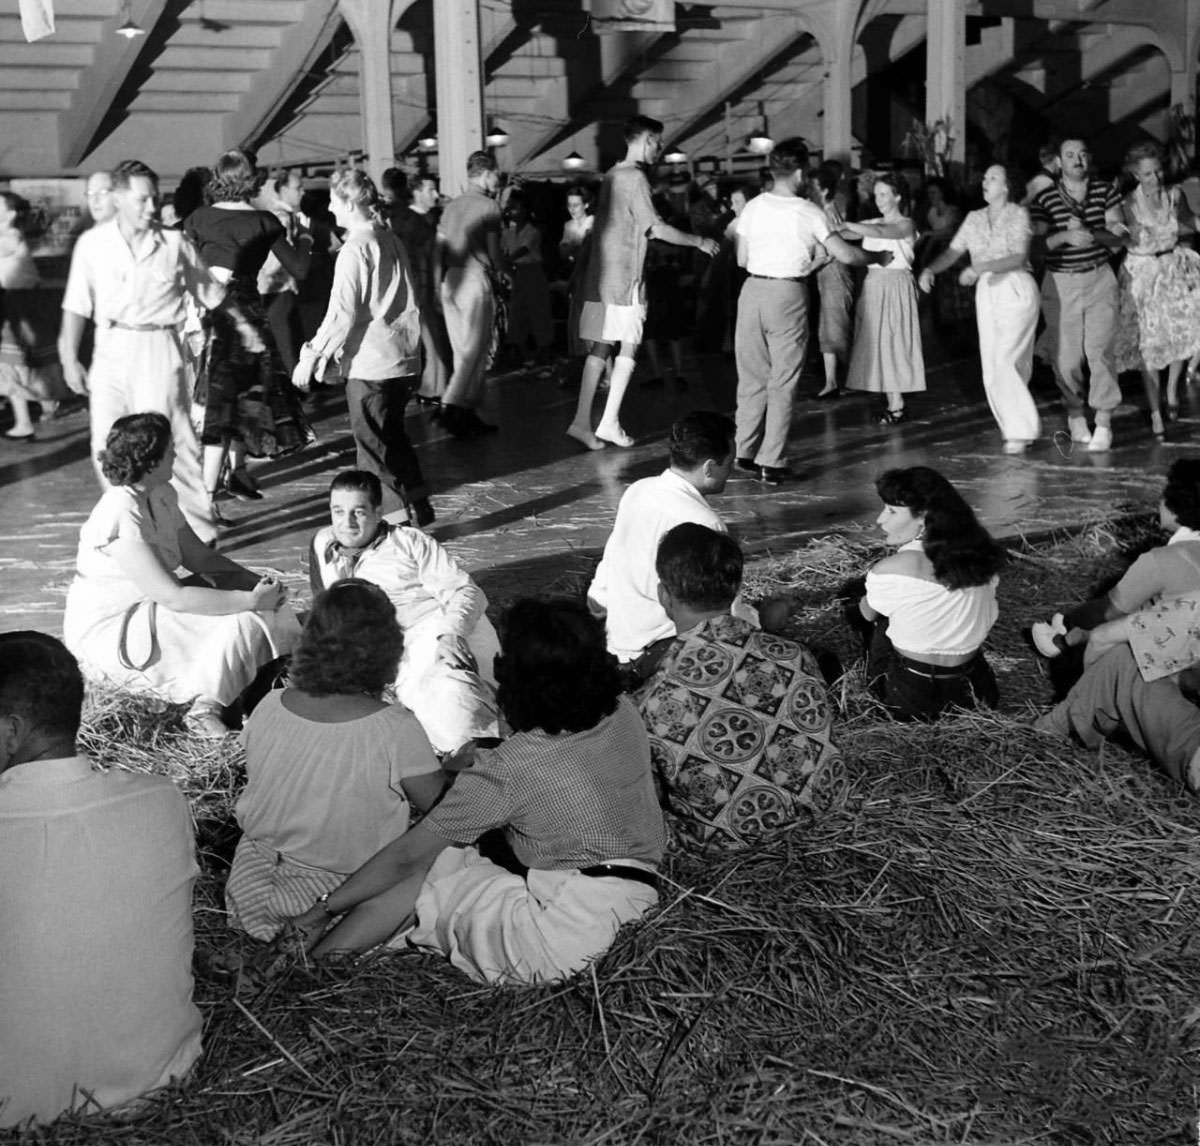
[423,696,665,869]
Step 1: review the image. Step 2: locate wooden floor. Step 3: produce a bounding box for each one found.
[0,344,1186,637]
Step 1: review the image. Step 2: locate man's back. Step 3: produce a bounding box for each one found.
[0,758,201,1127]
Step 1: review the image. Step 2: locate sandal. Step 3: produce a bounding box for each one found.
[878,409,906,425]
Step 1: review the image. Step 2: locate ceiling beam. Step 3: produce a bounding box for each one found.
[58,0,171,167]
[223,0,342,152]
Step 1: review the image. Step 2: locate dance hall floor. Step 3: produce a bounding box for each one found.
[0,347,1189,636]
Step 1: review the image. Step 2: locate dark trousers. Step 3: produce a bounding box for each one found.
[346,376,427,514]
[262,291,300,374]
[866,619,997,722]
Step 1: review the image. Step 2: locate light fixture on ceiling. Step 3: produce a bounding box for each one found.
[746,100,773,155]
[485,118,509,148]
[562,151,586,171]
[663,146,687,164]
[417,129,438,152]
[115,0,146,38]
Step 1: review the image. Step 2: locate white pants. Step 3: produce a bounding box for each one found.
[395,612,500,753]
[976,271,1041,442]
[411,846,658,985]
[89,328,216,543]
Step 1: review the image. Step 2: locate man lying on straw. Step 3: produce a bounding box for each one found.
[635,523,846,848]
[288,598,665,985]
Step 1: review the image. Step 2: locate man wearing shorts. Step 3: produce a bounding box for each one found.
[566,116,719,451]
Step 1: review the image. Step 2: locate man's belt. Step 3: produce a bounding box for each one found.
[748,273,806,282]
[579,863,660,890]
[102,320,179,332]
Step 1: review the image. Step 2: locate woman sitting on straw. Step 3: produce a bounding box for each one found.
[288,597,666,985]
[62,412,301,738]
[851,466,1004,720]
[226,579,447,941]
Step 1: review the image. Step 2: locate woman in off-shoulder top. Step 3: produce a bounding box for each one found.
[851,466,1005,721]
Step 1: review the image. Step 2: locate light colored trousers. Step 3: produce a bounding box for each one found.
[976,270,1041,442]
[88,327,216,543]
[1040,264,1121,415]
[440,265,494,409]
[1044,644,1200,791]
[734,277,809,468]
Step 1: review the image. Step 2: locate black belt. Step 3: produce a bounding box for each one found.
[895,652,980,680]
[579,863,660,890]
[749,273,806,282]
[1048,265,1107,276]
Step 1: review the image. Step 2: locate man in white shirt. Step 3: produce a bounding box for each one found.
[0,632,202,1128]
[58,158,257,544]
[308,470,499,753]
[588,410,761,663]
[734,138,888,484]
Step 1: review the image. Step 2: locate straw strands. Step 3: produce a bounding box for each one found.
[4,516,1199,1145]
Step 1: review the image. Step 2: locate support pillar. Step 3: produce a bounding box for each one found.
[822,44,853,165]
[339,0,396,183]
[925,0,965,165]
[433,0,485,197]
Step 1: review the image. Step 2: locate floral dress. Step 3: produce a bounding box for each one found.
[1112,185,1200,372]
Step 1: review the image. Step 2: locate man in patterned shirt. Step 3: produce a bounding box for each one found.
[1029,137,1124,451]
[635,523,844,849]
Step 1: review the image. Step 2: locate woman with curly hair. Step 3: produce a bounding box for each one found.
[226,579,446,941]
[288,598,666,985]
[1109,141,1200,437]
[62,412,301,737]
[184,148,313,520]
[843,172,926,423]
[852,466,1004,720]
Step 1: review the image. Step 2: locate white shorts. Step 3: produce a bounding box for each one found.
[579,300,645,347]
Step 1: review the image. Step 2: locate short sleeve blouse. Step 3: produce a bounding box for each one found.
[862,219,915,272]
[950,203,1032,268]
[76,484,185,584]
[236,691,441,872]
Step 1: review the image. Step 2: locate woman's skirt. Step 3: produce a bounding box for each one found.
[845,270,926,394]
[1113,247,1200,372]
[816,260,854,358]
[0,287,69,405]
[194,279,314,456]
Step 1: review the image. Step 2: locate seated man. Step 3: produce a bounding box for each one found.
[635,524,845,849]
[1033,460,1200,661]
[309,470,499,753]
[0,633,202,1128]
[588,410,766,668]
[1034,592,1200,792]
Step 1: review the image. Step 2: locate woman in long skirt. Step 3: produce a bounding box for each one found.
[918,165,1040,453]
[843,173,925,423]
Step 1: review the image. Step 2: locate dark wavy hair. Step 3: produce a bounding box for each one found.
[656,523,743,611]
[0,191,37,239]
[0,631,84,741]
[875,467,1004,590]
[495,598,622,735]
[174,166,212,222]
[290,580,403,698]
[668,410,734,470]
[98,412,171,486]
[1163,460,1200,529]
[208,148,259,204]
[872,171,911,218]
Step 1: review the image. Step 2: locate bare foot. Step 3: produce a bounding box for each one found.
[566,422,606,451]
[595,422,635,448]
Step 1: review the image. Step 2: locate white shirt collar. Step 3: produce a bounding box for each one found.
[1168,526,1200,545]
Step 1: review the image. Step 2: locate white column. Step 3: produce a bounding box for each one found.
[926,0,965,165]
[823,46,853,165]
[433,0,485,197]
[339,0,396,183]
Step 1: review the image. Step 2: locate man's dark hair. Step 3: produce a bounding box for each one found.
[668,410,735,471]
[1163,460,1200,529]
[467,150,498,178]
[380,167,408,198]
[0,632,84,742]
[495,599,622,735]
[769,137,810,178]
[624,115,664,144]
[656,523,743,611]
[1058,136,1089,157]
[329,470,383,508]
[111,158,159,192]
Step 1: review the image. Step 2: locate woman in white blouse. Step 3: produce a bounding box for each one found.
[854,466,1005,721]
[918,165,1041,453]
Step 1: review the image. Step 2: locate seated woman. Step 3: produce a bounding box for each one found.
[62,412,301,738]
[853,466,1004,720]
[289,598,666,986]
[1033,460,1200,662]
[226,579,446,940]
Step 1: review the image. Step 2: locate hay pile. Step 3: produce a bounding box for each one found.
[5,517,1199,1145]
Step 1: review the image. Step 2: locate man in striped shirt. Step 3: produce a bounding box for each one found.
[1030,137,1124,452]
